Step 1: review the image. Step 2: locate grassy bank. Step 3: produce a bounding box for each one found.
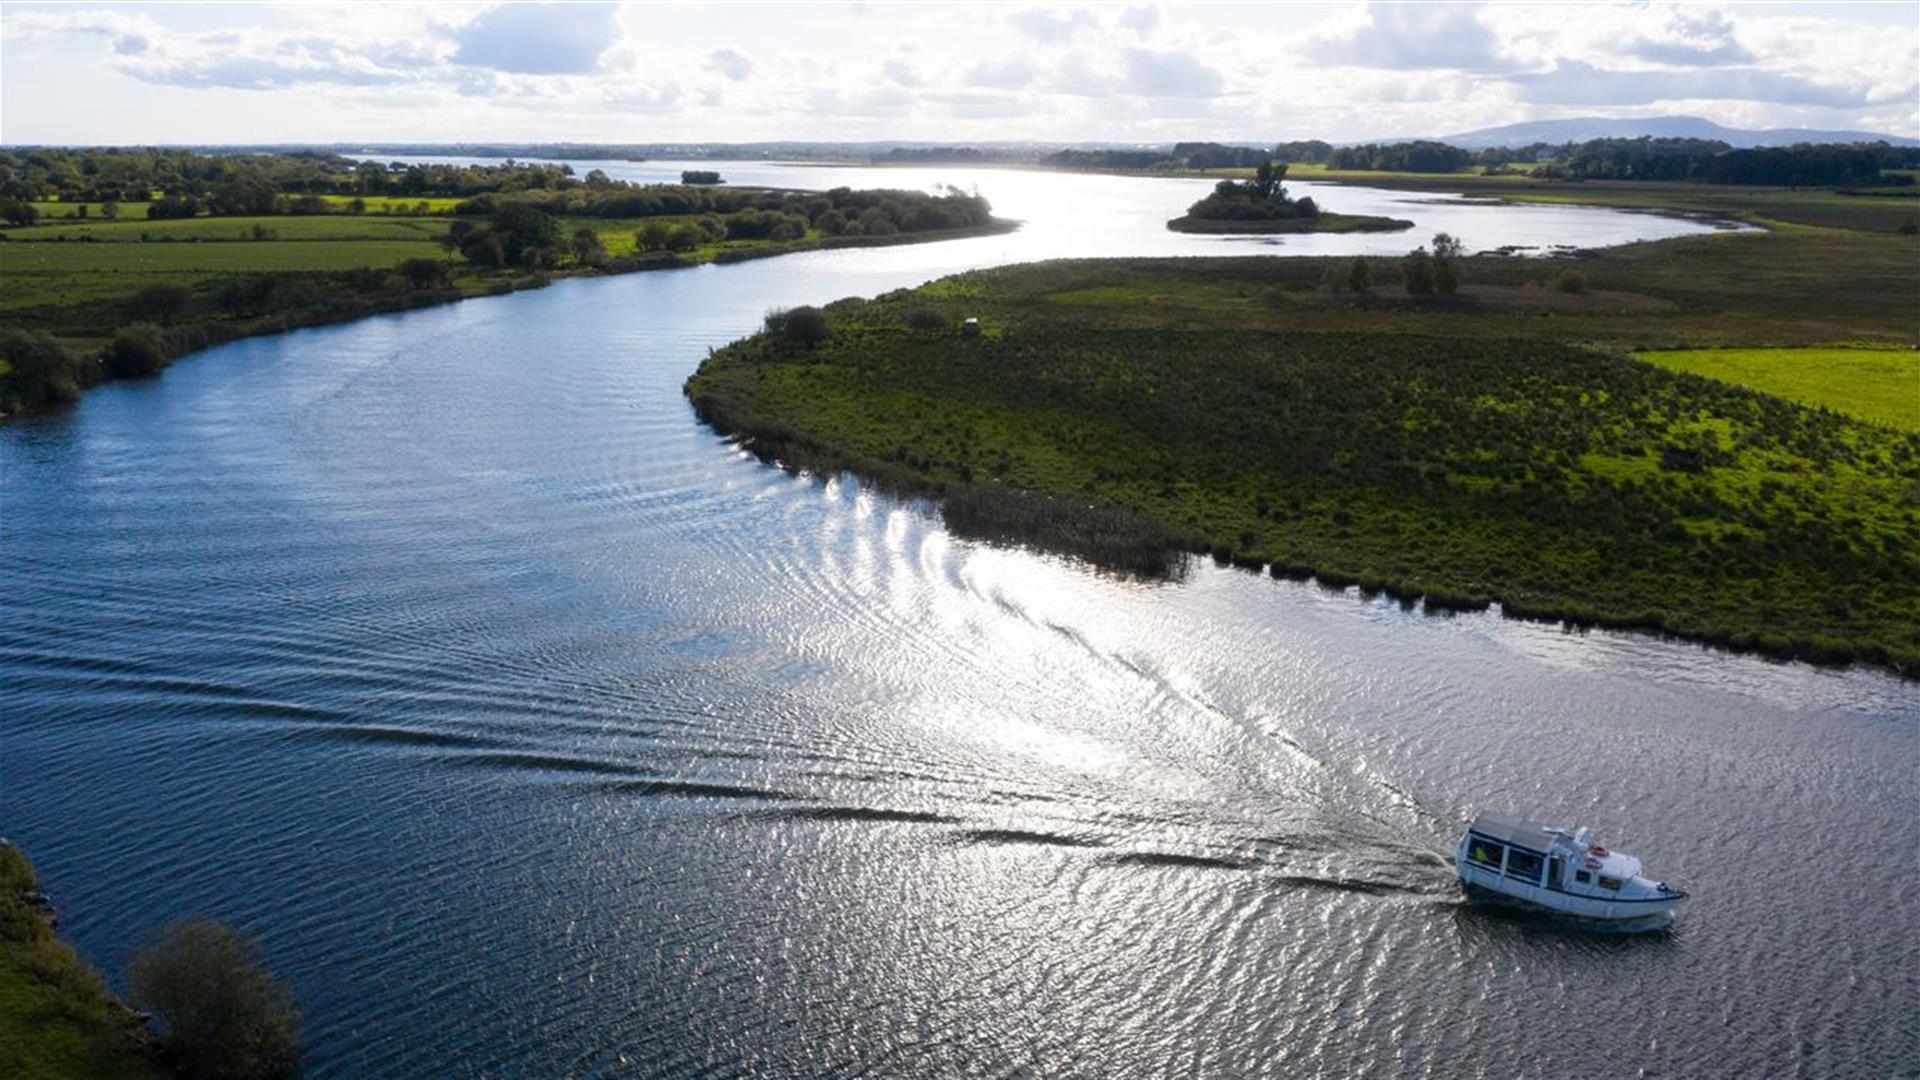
[687,229,1920,674]
[0,845,161,1078]
[0,206,1015,416]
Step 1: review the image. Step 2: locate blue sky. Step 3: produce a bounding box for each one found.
[2,2,1915,145]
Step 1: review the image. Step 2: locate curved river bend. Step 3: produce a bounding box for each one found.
[1,165,1913,1077]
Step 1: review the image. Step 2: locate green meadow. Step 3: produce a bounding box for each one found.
[1635,347,1919,432]
[689,225,1920,673]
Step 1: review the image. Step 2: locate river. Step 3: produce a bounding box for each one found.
[1,164,1913,1077]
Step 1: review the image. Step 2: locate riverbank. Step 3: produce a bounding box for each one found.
[0,215,1017,419]
[1166,211,1413,234]
[686,226,1920,675]
[0,843,161,1078]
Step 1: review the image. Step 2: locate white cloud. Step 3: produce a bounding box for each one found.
[450,3,619,76]
[967,56,1039,90]
[1510,59,1890,109]
[1120,48,1225,98]
[706,47,754,82]
[1007,8,1094,45]
[1312,2,1510,72]
[0,1,1911,145]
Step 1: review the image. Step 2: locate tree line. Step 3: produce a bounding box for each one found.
[0,147,592,206]
[1535,137,1919,186]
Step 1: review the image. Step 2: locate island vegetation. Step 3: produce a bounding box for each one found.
[679,170,724,185]
[1166,161,1412,235]
[0,148,1008,416]
[687,220,1919,674]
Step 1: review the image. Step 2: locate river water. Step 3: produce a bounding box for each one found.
[1,164,1913,1078]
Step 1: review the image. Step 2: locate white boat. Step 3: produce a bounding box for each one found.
[1456,811,1687,922]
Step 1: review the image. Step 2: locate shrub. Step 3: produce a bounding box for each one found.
[1402,248,1434,294]
[1346,258,1372,293]
[126,282,193,323]
[105,324,168,378]
[128,919,299,1080]
[0,328,81,406]
[396,257,449,289]
[634,220,672,251]
[765,305,831,346]
[1556,269,1588,294]
[905,307,949,331]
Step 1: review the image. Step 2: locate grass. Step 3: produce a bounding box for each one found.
[0,240,449,312]
[16,214,450,244]
[0,845,162,1079]
[687,227,1920,674]
[27,201,155,221]
[1634,347,1919,433]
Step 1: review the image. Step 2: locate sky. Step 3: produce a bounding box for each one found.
[2,2,1916,146]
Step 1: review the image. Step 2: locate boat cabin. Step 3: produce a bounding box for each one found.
[1463,811,1647,898]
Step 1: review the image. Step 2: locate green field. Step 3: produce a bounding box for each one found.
[318,194,466,214]
[1635,347,1919,432]
[18,214,450,243]
[688,235,1920,672]
[27,201,155,221]
[0,240,449,312]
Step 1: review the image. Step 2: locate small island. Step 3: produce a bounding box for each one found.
[680,169,724,185]
[1166,161,1412,234]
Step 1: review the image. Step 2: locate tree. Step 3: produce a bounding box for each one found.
[397,257,449,289]
[128,919,299,1080]
[104,324,168,378]
[486,203,560,264]
[0,328,79,405]
[101,199,120,220]
[665,223,704,251]
[1430,232,1463,294]
[126,282,193,323]
[1,198,37,226]
[1403,247,1435,294]
[634,219,672,252]
[217,275,279,317]
[569,227,607,266]
[1346,258,1372,293]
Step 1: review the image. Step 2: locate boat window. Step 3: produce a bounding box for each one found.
[1598,875,1623,890]
[1466,837,1504,869]
[1504,848,1544,883]
[1575,870,1592,884]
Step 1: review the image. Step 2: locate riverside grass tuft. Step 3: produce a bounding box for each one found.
[688,234,1920,675]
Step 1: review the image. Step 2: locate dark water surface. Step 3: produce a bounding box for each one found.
[2,173,1914,1078]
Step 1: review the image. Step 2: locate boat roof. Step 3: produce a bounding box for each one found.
[1468,811,1563,855]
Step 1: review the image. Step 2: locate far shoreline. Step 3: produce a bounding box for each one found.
[0,218,1021,423]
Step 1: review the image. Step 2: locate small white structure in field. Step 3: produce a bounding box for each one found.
[962,317,981,337]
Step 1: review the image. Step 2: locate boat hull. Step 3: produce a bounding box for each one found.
[1457,861,1685,921]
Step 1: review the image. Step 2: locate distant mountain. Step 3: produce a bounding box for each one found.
[1435,116,1919,150]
